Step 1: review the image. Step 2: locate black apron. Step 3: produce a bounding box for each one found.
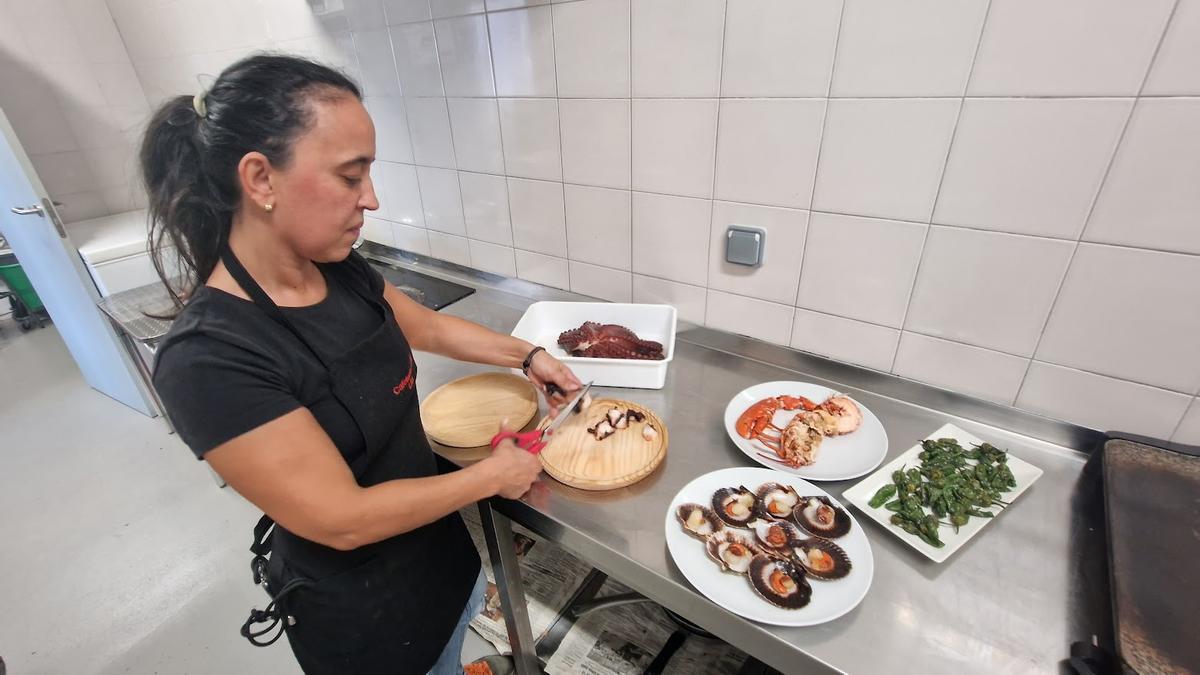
[222,247,480,675]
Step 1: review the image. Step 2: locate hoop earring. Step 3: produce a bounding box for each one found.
[264,203,274,212]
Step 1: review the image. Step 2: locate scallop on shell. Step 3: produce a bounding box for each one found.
[747,554,812,610]
[676,503,724,540]
[792,496,852,539]
[790,538,852,580]
[704,531,764,575]
[712,486,759,528]
[752,519,804,552]
[755,482,801,520]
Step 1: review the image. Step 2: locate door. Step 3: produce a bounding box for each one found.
[0,107,152,415]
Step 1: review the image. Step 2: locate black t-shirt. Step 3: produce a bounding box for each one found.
[153,253,384,460]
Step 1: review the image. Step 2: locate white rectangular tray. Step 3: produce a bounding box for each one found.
[841,423,1043,563]
[510,301,676,389]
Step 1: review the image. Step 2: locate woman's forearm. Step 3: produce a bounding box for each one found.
[425,313,535,369]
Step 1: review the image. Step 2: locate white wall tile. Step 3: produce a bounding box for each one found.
[1036,244,1200,394]
[631,192,711,287]
[831,0,986,97]
[1084,99,1200,255]
[57,190,110,224]
[99,184,146,214]
[427,230,472,264]
[447,97,504,174]
[796,213,925,328]
[516,250,569,289]
[564,184,632,270]
[968,0,1173,96]
[385,0,433,24]
[1173,398,1200,445]
[791,308,900,372]
[435,14,496,96]
[460,171,513,244]
[353,28,402,97]
[417,166,466,234]
[705,290,794,346]
[392,221,432,255]
[93,62,148,108]
[553,0,630,97]
[344,0,387,31]
[431,0,486,18]
[893,332,1028,404]
[43,61,107,110]
[707,201,808,305]
[570,261,632,302]
[489,6,556,97]
[721,0,840,97]
[468,240,518,276]
[714,99,825,209]
[374,162,426,226]
[82,145,138,190]
[509,177,567,256]
[499,98,562,180]
[933,99,1131,239]
[561,99,631,189]
[405,97,457,168]
[488,0,550,9]
[63,106,123,150]
[813,98,958,222]
[631,0,724,97]
[1018,362,1192,438]
[362,215,395,245]
[1144,0,1200,95]
[366,96,414,164]
[390,22,445,96]
[32,151,97,196]
[632,99,717,198]
[906,227,1073,356]
[65,0,133,63]
[633,274,706,324]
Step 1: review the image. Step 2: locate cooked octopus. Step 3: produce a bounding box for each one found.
[557,321,665,360]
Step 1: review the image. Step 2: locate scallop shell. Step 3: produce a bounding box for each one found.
[752,519,804,552]
[676,503,724,539]
[704,531,763,575]
[712,486,759,528]
[792,496,852,539]
[747,554,812,609]
[790,538,852,580]
[755,482,801,520]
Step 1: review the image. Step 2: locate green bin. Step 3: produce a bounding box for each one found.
[0,252,45,313]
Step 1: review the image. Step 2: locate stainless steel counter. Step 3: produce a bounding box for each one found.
[368,248,1105,675]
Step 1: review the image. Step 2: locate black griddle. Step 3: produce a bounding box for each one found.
[369,262,475,311]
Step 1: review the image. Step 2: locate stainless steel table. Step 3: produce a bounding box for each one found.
[384,250,1104,675]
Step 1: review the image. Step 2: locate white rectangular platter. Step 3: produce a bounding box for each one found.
[841,423,1043,563]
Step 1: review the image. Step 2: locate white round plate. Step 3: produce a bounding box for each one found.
[724,381,888,481]
[664,467,874,627]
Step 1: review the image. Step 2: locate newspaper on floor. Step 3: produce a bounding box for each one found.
[544,578,749,675]
[460,507,593,654]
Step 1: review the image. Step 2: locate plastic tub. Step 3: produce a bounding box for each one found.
[510,302,677,389]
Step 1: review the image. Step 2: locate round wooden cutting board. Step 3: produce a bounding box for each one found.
[537,398,668,490]
[422,372,539,448]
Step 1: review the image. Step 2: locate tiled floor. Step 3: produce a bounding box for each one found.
[0,316,495,674]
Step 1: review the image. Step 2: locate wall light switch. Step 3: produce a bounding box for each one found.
[725,225,765,267]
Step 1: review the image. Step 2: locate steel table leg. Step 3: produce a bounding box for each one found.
[478,501,541,675]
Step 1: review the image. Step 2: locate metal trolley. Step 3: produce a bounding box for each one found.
[0,241,49,331]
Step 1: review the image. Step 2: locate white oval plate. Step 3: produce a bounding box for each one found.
[724,381,888,481]
[665,467,874,627]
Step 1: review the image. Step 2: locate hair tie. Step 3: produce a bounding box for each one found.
[192,91,207,118]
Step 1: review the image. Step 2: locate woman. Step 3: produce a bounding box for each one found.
[143,54,581,674]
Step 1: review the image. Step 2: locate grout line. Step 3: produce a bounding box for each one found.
[704,0,730,298]
[627,0,635,303]
[1012,0,1181,405]
[1166,395,1196,441]
[791,0,847,316]
[547,2,574,285]
[889,0,993,376]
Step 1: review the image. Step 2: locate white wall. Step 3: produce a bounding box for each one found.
[85,0,1200,441]
[0,0,151,222]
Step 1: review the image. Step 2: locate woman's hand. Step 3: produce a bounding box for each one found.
[526,350,584,417]
[482,420,543,499]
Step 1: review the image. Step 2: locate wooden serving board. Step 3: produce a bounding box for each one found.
[537,398,667,490]
[422,372,538,448]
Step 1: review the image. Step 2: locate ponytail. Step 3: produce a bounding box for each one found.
[139,54,361,312]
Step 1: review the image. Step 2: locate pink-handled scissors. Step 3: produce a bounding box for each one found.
[490,382,593,454]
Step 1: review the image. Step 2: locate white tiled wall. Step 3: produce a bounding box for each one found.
[22,0,1197,441]
[0,0,150,222]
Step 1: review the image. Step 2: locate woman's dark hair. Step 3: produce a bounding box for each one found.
[140,54,361,311]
